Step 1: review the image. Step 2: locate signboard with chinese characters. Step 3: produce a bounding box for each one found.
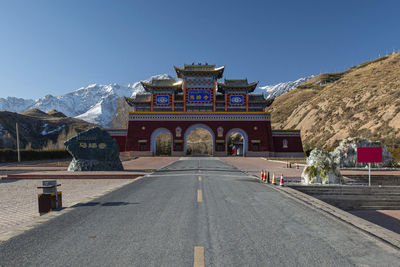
[185,76,214,88]
[357,147,383,163]
[79,142,107,149]
[188,89,211,102]
[156,95,170,105]
[357,146,383,187]
[230,95,244,105]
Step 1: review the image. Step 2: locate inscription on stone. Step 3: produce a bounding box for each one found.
[64,127,124,171]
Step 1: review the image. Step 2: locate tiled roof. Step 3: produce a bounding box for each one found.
[224,79,249,86]
[174,65,224,78]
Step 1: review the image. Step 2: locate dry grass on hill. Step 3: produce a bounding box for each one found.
[267,52,400,151]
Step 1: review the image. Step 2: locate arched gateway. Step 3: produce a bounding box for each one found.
[151,128,172,155]
[184,124,214,155]
[105,64,304,157]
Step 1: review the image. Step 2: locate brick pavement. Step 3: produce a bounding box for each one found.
[341,169,400,176]
[221,157,303,181]
[349,210,400,234]
[1,157,179,173]
[3,157,180,179]
[122,157,179,171]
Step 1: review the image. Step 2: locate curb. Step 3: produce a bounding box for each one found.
[261,158,306,166]
[251,174,400,250]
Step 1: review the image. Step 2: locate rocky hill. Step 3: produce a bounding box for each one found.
[267,52,400,151]
[0,109,96,149]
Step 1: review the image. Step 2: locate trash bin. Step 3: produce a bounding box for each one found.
[37,180,62,214]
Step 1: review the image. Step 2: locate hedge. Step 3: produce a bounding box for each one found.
[0,149,71,163]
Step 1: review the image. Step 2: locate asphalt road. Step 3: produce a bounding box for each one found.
[0,157,399,266]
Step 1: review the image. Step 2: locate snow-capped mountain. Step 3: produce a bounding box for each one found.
[0,74,311,128]
[0,74,172,128]
[254,76,313,99]
[0,97,35,113]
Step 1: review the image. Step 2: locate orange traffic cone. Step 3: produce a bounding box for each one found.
[296,163,299,169]
[263,170,267,182]
[272,173,276,185]
[280,174,284,186]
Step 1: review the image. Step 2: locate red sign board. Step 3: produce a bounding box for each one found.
[357,147,383,163]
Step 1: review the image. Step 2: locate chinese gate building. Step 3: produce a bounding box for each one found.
[106,64,304,157]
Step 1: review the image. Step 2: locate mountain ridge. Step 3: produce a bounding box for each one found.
[0,75,308,128]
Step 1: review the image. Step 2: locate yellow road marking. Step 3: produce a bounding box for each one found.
[197,189,203,202]
[193,246,205,267]
[198,176,202,182]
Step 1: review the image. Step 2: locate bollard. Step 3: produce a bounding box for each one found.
[37,180,62,214]
[267,171,270,183]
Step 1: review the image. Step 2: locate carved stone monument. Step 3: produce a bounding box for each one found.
[65,127,124,171]
[301,148,343,185]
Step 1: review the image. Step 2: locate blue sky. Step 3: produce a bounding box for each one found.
[1,0,399,99]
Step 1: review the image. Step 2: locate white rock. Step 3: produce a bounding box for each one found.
[301,148,342,184]
[332,137,398,168]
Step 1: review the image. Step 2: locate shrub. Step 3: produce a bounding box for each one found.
[0,149,71,163]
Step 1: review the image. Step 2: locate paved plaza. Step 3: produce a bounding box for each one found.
[221,157,304,179]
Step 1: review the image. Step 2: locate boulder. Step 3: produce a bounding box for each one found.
[301,148,343,184]
[331,137,398,168]
[64,127,123,171]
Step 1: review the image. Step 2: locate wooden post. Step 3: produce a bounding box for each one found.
[225,94,228,112]
[150,94,154,112]
[183,80,186,112]
[16,122,21,162]
[246,94,249,112]
[172,93,175,112]
[213,80,216,112]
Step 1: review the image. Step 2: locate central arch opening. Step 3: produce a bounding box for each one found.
[186,129,212,155]
[155,132,172,156]
[227,132,244,156]
[184,124,214,156]
[151,128,173,156]
[226,128,248,156]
